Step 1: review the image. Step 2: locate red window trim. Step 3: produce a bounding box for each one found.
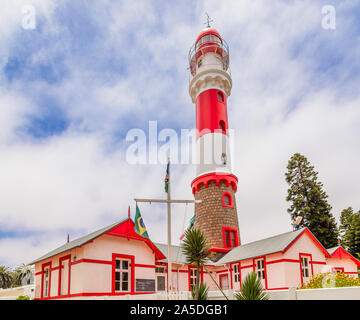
[253,256,268,290]
[222,192,233,208]
[58,254,71,297]
[112,253,135,294]
[334,267,345,273]
[299,253,314,286]
[41,261,52,299]
[217,91,225,102]
[188,265,204,291]
[219,273,229,289]
[222,227,239,248]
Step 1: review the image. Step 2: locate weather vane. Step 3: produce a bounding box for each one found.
[204,12,213,28]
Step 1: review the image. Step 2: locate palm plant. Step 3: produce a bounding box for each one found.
[13,264,33,286]
[235,272,269,300]
[182,228,229,300]
[182,228,210,300]
[0,265,13,289]
[191,281,209,300]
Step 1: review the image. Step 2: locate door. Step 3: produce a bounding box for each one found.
[156,276,166,291]
[220,274,229,290]
[60,259,69,295]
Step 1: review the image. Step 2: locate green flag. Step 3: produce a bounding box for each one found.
[134,204,149,238]
[164,162,169,193]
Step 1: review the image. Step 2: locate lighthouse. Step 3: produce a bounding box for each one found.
[189,25,240,261]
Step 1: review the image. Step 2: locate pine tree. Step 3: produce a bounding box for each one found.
[339,207,360,259]
[285,153,339,248]
[339,207,354,238]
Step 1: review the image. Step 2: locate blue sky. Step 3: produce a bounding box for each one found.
[0,0,360,267]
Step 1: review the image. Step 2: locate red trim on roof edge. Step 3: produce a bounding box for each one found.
[330,247,360,267]
[283,228,330,258]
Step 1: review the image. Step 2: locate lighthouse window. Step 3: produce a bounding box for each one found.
[198,59,202,68]
[217,91,224,102]
[219,120,226,132]
[222,192,233,207]
[196,34,221,50]
[224,194,230,206]
[224,228,237,248]
[221,153,227,165]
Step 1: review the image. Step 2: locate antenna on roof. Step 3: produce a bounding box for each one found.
[292,216,303,231]
[67,233,70,243]
[128,205,131,218]
[204,12,213,28]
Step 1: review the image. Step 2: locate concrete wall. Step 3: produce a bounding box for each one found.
[267,286,360,300]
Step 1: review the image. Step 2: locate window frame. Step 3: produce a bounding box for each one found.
[233,263,240,283]
[41,261,52,299]
[222,227,239,249]
[299,253,313,286]
[222,192,233,208]
[112,253,135,294]
[255,258,265,280]
[217,91,224,102]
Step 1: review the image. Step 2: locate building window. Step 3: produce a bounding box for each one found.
[155,266,166,273]
[300,256,310,279]
[233,264,240,283]
[198,59,202,68]
[156,266,166,291]
[222,192,233,207]
[255,259,265,280]
[43,266,50,298]
[114,259,130,292]
[217,91,224,102]
[190,269,198,289]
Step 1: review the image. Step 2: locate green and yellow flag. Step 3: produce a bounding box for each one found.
[134,204,149,238]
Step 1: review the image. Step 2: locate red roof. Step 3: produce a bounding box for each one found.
[105,219,166,260]
[329,246,360,267]
[195,27,222,44]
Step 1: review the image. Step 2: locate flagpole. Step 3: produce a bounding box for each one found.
[167,157,172,293]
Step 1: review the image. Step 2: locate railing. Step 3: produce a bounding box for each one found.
[188,39,230,76]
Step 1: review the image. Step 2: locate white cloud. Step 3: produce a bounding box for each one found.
[0,0,359,266]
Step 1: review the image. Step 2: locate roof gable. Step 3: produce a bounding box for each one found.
[328,246,360,267]
[215,228,330,265]
[29,218,165,264]
[105,220,166,260]
[283,228,330,258]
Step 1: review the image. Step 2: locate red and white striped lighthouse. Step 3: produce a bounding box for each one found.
[189,26,240,261]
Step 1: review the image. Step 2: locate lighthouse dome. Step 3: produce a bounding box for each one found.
[195,27,222,46]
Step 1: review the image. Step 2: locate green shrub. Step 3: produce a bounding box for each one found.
[235,272,269,300]
[298,272,360,289]
[16,295,29,300]
[191,282,209,300]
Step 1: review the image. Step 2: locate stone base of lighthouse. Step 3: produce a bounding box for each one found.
[193,180,240,261]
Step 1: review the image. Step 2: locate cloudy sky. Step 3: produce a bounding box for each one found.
[0,0,359,267]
